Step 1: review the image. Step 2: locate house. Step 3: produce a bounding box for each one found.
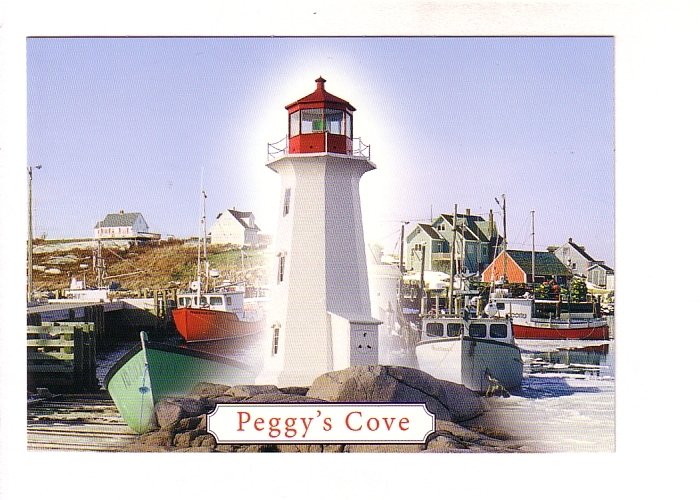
[482,249,572,285]
[553,238,614,287]
[405,209,500,276]
[209,209,261,247]
[94,211,154,240]
[588,262,615,289]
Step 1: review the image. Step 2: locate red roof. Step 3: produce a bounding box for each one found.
[285,76,356,112]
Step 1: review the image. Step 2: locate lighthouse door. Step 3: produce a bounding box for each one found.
[349,322,379,365]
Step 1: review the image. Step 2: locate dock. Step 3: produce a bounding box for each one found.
[27,392,137,452]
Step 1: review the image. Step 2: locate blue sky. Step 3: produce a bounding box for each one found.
[27,37,614,264]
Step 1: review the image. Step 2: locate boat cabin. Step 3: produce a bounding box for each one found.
[420,316,515,344]
[492,296,600,322]
[177,290,245,316]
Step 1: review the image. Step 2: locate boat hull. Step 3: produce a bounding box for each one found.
[415,337,523,392]
[105,340,255,433]
[172,307,265,342]
[512,321,609,340]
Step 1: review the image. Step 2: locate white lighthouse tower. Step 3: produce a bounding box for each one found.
[257,77,380,387]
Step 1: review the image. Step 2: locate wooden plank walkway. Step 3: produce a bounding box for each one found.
[27,392,138,452]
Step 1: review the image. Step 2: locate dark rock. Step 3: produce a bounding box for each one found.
[237,444,279,453]
[137,429,174,447]
[279,386,309,396]
[208,396,247,405]
[189,382,232,398]
[276,444,324,453]
[320,444,344,453]
[214,444,239,452]
[243,393,327,404]
[175,415,206,432]
[307,365,484,423]
[225,385,281,398]
[192,434,216,448]
[173,428,208,448]
[426,435,467,451]
[155,398,212,429]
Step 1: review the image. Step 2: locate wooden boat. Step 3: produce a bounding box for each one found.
[105,332,255,433]
[172,288,265,342]
[491,296,610,340]
[415,313,523,393]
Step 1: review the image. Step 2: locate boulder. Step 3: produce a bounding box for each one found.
[307,365,484,423]
[155,397,213,429]
[190,382,232,398]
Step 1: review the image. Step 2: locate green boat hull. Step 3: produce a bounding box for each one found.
[105,335,255,433]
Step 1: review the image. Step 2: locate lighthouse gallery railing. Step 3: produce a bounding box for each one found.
[267,135,371,162]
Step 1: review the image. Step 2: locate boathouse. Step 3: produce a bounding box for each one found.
[482,249,572,285]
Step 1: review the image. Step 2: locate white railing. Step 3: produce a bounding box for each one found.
[353,137,371,160]
[267,135,288,162]
[266,134,371,161]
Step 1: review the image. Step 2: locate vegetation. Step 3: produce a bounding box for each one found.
[30,239,270,295]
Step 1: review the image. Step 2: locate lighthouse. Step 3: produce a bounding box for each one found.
[257,77,381,387]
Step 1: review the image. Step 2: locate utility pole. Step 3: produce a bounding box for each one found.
[27,164,42,303]
[449,204,457,314]
[399,221,408,274]
[419,244,426,315]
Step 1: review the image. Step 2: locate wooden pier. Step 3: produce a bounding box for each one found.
[27,392,137,452]
[27,322,99,391]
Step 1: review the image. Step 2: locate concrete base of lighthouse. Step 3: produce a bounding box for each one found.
[255,153,381,387]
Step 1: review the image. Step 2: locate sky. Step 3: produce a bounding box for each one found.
[27,36,615,265]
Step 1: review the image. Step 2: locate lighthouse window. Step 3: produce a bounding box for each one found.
[277,255,285,283]
[272,327,280,355]
[345,112,353,138]
[283,188,291,216]
[301,109,324,133]
[325,109,344,135]
[289,111,300,137]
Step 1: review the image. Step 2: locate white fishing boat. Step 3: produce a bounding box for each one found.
[415,311,523,394]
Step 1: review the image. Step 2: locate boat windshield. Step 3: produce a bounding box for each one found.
[490,323,508,339]
[468,323,487,338]
[446,323,463,337]
[425,323,444,337]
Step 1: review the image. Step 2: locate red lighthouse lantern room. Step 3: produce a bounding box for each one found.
[286,77,354,155]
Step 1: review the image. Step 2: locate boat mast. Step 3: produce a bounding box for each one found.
[202,189,209,293]
[495,194,507,284]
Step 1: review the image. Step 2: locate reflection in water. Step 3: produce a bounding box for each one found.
[527,343,614,378]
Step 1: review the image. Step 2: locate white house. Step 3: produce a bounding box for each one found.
[209,209,260,247]
[94,211,150,239]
